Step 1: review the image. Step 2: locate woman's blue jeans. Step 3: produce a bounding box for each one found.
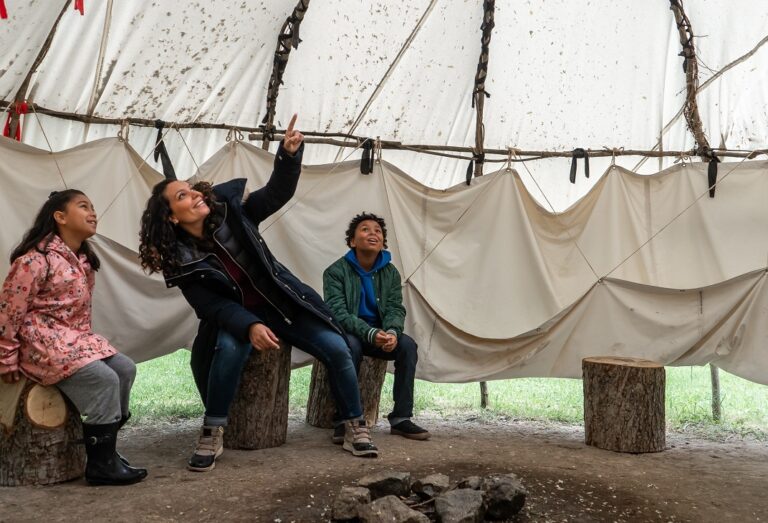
[203,308,363,425]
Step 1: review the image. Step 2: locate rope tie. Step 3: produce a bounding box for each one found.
[176,127,200,175]
[374,136,382,164]
[225,127,244,143]
[673,152,692,166]
[505,147,521,172]
[26,102,68,190]
[117,120,129,142]
[602,146,623,167]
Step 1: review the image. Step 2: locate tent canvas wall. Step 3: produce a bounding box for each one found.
[1,1,766,383]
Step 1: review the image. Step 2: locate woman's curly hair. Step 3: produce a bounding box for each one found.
[138,180,218,274]
[345,212,387,248]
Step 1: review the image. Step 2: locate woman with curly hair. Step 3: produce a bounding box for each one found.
[0,190,147,485]
[138,115,378,471]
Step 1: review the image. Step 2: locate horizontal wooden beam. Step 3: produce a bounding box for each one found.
[2,101,764,161]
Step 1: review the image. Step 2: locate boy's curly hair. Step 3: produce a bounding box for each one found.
[345,212,387,249]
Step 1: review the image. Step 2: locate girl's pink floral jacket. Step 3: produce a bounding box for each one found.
[0,235,116,385]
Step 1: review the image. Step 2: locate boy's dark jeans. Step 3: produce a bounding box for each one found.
[346,332,418,421]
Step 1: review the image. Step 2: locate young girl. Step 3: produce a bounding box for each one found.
[0,190,147,486]
[138,115,378,472]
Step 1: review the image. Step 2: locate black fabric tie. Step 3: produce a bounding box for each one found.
[707,152,720,198]
[466,153,484,185]
[360,139,374,175]
[570,148,590,184]
[153,120,177,180]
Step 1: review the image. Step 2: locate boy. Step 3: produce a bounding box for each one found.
[323,212,430,441]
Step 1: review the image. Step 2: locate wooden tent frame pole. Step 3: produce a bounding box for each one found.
[471,0,495,178]
[7,0,71,139]
[259,0,310,150]
[669,0,711,158]
[2,100,762,161]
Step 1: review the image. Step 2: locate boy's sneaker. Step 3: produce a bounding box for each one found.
[187,425,224,472]
[390,419,431,440]
[342,419,379,457]
[332,423,345,444]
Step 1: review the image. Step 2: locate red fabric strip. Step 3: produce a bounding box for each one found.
[0,0,8,20]
[74,0,84,15]
[3,103,28,141]
[2,113,13,138]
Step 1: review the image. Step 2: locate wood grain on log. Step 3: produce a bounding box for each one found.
[224,342,291,450]
[582,356,666,453]
[25,384,68,429]
[0,381,85,486]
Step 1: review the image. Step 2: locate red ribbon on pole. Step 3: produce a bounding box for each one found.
[0,0,8,20]
[74,0,84,15]
[3,102,29,141]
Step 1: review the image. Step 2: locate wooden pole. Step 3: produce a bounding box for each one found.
[7,0,71,139]
[471,0,495,178]
[260,0,311,150]
[1,100,762,162]
[669,0,711,158]
[3,104,763,167]
[710,364,722,422]
[480,381,489,409]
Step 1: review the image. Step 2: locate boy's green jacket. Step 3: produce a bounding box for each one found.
[323,256,406,344]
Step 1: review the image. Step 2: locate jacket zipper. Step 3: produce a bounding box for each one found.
[212,234,293,326]
[214,204,294,325]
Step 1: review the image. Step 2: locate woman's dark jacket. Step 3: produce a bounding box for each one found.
[163,143,343,400]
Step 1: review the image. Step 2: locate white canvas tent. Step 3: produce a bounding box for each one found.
[1,1,766,383]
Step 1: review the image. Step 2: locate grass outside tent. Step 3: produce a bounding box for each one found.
[131,350,768,441]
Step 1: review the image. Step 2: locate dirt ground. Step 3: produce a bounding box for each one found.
[1,415,766,523]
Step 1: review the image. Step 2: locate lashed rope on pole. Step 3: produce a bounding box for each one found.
[260,0,310,150]
[669,0,710,158]
[669,0,726,197]
[470,0,495,180]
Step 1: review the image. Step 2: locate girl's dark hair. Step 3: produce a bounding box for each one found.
[345,212,388,248]
[10,189,100,270]
[138,179,217,274]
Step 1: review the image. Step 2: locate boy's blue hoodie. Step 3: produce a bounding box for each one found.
[344,249,391,327]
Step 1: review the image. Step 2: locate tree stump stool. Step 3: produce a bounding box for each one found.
[582,357,666,453]
[224,341,292,450]
[306,357,388,428]
[0,378,86,486]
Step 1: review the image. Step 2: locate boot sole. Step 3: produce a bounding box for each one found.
[187,446,224,472]
[86,473,146,486]
[390,428,431,440]
[342,441,379,457]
